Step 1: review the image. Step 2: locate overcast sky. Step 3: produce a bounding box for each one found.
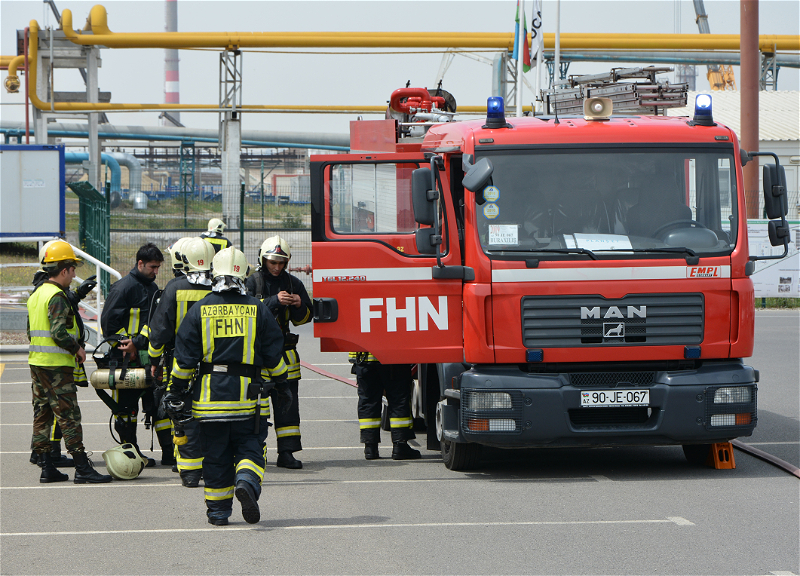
[1,0,798,138]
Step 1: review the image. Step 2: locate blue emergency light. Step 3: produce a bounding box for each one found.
[692,94,714,126]
[485,96,508,129]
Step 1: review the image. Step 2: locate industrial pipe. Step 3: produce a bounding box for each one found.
[61,6,800,51]
[16,9,800,113]
[3,55,24,92]
[107,151,142,191]
[64,151,121,192]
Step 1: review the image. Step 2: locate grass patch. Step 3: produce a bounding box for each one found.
[0,243,39,287]
[757,298,800,309]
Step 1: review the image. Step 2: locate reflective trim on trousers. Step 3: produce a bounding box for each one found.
[359,418,381,430]
[236,458,265,480]
[204,485,234,501]
[154,418,173,433]
[275,426,300,438]
[177,455,203,471]
[390,416,413,429]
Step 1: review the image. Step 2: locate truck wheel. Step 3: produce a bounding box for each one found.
[682,444,711,466]
[441,438,481,471]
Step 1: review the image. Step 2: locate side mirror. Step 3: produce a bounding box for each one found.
[763,163,788,219]
[411,167,435,225]
[768,219,790,247]
[415,228,440,255]
[462,157,494,198]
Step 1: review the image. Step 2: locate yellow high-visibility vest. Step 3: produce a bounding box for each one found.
[27,283,78,368]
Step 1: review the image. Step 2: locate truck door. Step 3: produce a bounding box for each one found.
[310,153,464,364]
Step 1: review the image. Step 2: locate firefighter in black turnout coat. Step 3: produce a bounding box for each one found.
[100,243,171,466]
[167,247,287,525]
[147,237,215,487]
[245,235,312,470]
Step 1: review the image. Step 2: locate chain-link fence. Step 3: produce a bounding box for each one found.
[65,169,313,294]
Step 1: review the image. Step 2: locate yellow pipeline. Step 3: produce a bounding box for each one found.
[4,55,25,92]
[61,5,799,51]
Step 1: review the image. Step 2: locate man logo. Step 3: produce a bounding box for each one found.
[581,306,646,319]
[604,322,625,338]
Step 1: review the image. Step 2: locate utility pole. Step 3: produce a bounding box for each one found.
[740,0,759,218]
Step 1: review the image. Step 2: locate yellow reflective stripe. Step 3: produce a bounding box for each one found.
[127,308,140,336]
[140,324,150,339]
[348,352,378,362]
[243,315,255,364]
[267,358,287,379]
[292,307,311,326]
[390,417,413,428]
[29,345,73,355]
[74,366,87,382]
[204,485,234,500]
[29,330,52,337]
[176,456,203,470]
[359,418,381,429]
[275,426,300,438]
[193,399,257,411]
[236,459,265,479]
[154,418,173,432]
[239,376,248,407]
[175,289,209,332]
[172,364,194,380]
[201,315,214,361]
[148,342,164,357]
[49,419,58,441]
[201,374,212,403]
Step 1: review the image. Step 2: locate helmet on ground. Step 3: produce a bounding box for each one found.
[212,246,250,280]
[168,237,192,274]
[180,237,215,273]
[259,235,291,263]
[41,240,82,271]
[102,443,147,480]
[207,218,226,234]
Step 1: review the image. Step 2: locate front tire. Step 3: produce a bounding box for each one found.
[441,437,481,471]
[682,444,711,466]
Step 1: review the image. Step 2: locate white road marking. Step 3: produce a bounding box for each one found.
[0,517,694,537]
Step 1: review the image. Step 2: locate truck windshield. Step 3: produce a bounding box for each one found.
[475,147,738,259]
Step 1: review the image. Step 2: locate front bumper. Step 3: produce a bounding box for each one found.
[440,361,757,448]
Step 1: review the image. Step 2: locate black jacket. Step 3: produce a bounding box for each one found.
[244,269,312,336]
[147,274,212,363]
[100,267,159,352]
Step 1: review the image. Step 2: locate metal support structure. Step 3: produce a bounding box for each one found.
[219,50,242,231]
[760,51,779,90]
[86,46,101,191]
[546,60,571,88]
[180,141,196,229]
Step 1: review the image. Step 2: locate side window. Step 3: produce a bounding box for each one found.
[329,163,418,234]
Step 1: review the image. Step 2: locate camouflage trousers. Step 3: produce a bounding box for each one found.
[31,365,84,453]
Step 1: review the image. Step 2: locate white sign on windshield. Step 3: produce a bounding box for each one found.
[489,224,519,246]
[564,234,634,251]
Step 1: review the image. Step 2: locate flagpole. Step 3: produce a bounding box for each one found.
[555,0,561,87]
[516,15,524,117]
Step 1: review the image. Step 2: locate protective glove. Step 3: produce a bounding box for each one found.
[76,275,97,301]
[163,390,191,423]
[269,381,293,415]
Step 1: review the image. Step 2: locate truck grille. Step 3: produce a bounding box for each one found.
[570,372,656,387]
[521,294,703,348]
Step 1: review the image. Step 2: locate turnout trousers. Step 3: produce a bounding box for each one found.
[199,418,268,521]
[355,362,414,445]
[31,365,84,453]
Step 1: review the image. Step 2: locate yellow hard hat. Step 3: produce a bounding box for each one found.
[41,240,82,270]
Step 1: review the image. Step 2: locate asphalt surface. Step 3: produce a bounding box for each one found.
[0,311,797,575]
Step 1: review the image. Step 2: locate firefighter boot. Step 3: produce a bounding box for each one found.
[276,451,303,469]
[39,452,69,483]
[30,450,39,465]
[72,451,113,484]
[235,481,260,524]
[364,443,380,460]
[156,428,176,466]
[180,470,202,488]
[391,441,421,460]
[48,441,74,467]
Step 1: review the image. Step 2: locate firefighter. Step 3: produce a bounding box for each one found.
[27,240,111,484]
[166,237,193,278]
[199,218,232,253]
[245,235,312,470]
[350,354,420,461]
[148,237,215,487]
[165,247,287,525]
[99,242,171,466]
[29,240,97,468]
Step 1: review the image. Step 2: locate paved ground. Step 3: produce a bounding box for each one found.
[0,312,797,575]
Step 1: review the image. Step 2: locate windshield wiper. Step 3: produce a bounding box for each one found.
[593,247,699,264]
[488,247,598,260]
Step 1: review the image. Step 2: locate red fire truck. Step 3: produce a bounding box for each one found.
[310,86,790,470]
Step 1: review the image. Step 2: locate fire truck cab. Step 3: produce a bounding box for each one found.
[310,88,790,470]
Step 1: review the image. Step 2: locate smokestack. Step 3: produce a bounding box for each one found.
[164,0,180,126]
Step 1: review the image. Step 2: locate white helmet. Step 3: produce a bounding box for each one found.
[207,218,226,234]
[180,237,215,273]
[168,237,193,274]
[212,246,250,280]
[102,443,147,480]
[259,235,291,263]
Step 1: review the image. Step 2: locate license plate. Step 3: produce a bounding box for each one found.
[580,389,649,407]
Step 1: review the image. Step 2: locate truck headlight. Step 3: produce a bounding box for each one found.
[467,392,513,410]
[714,387,752,404]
